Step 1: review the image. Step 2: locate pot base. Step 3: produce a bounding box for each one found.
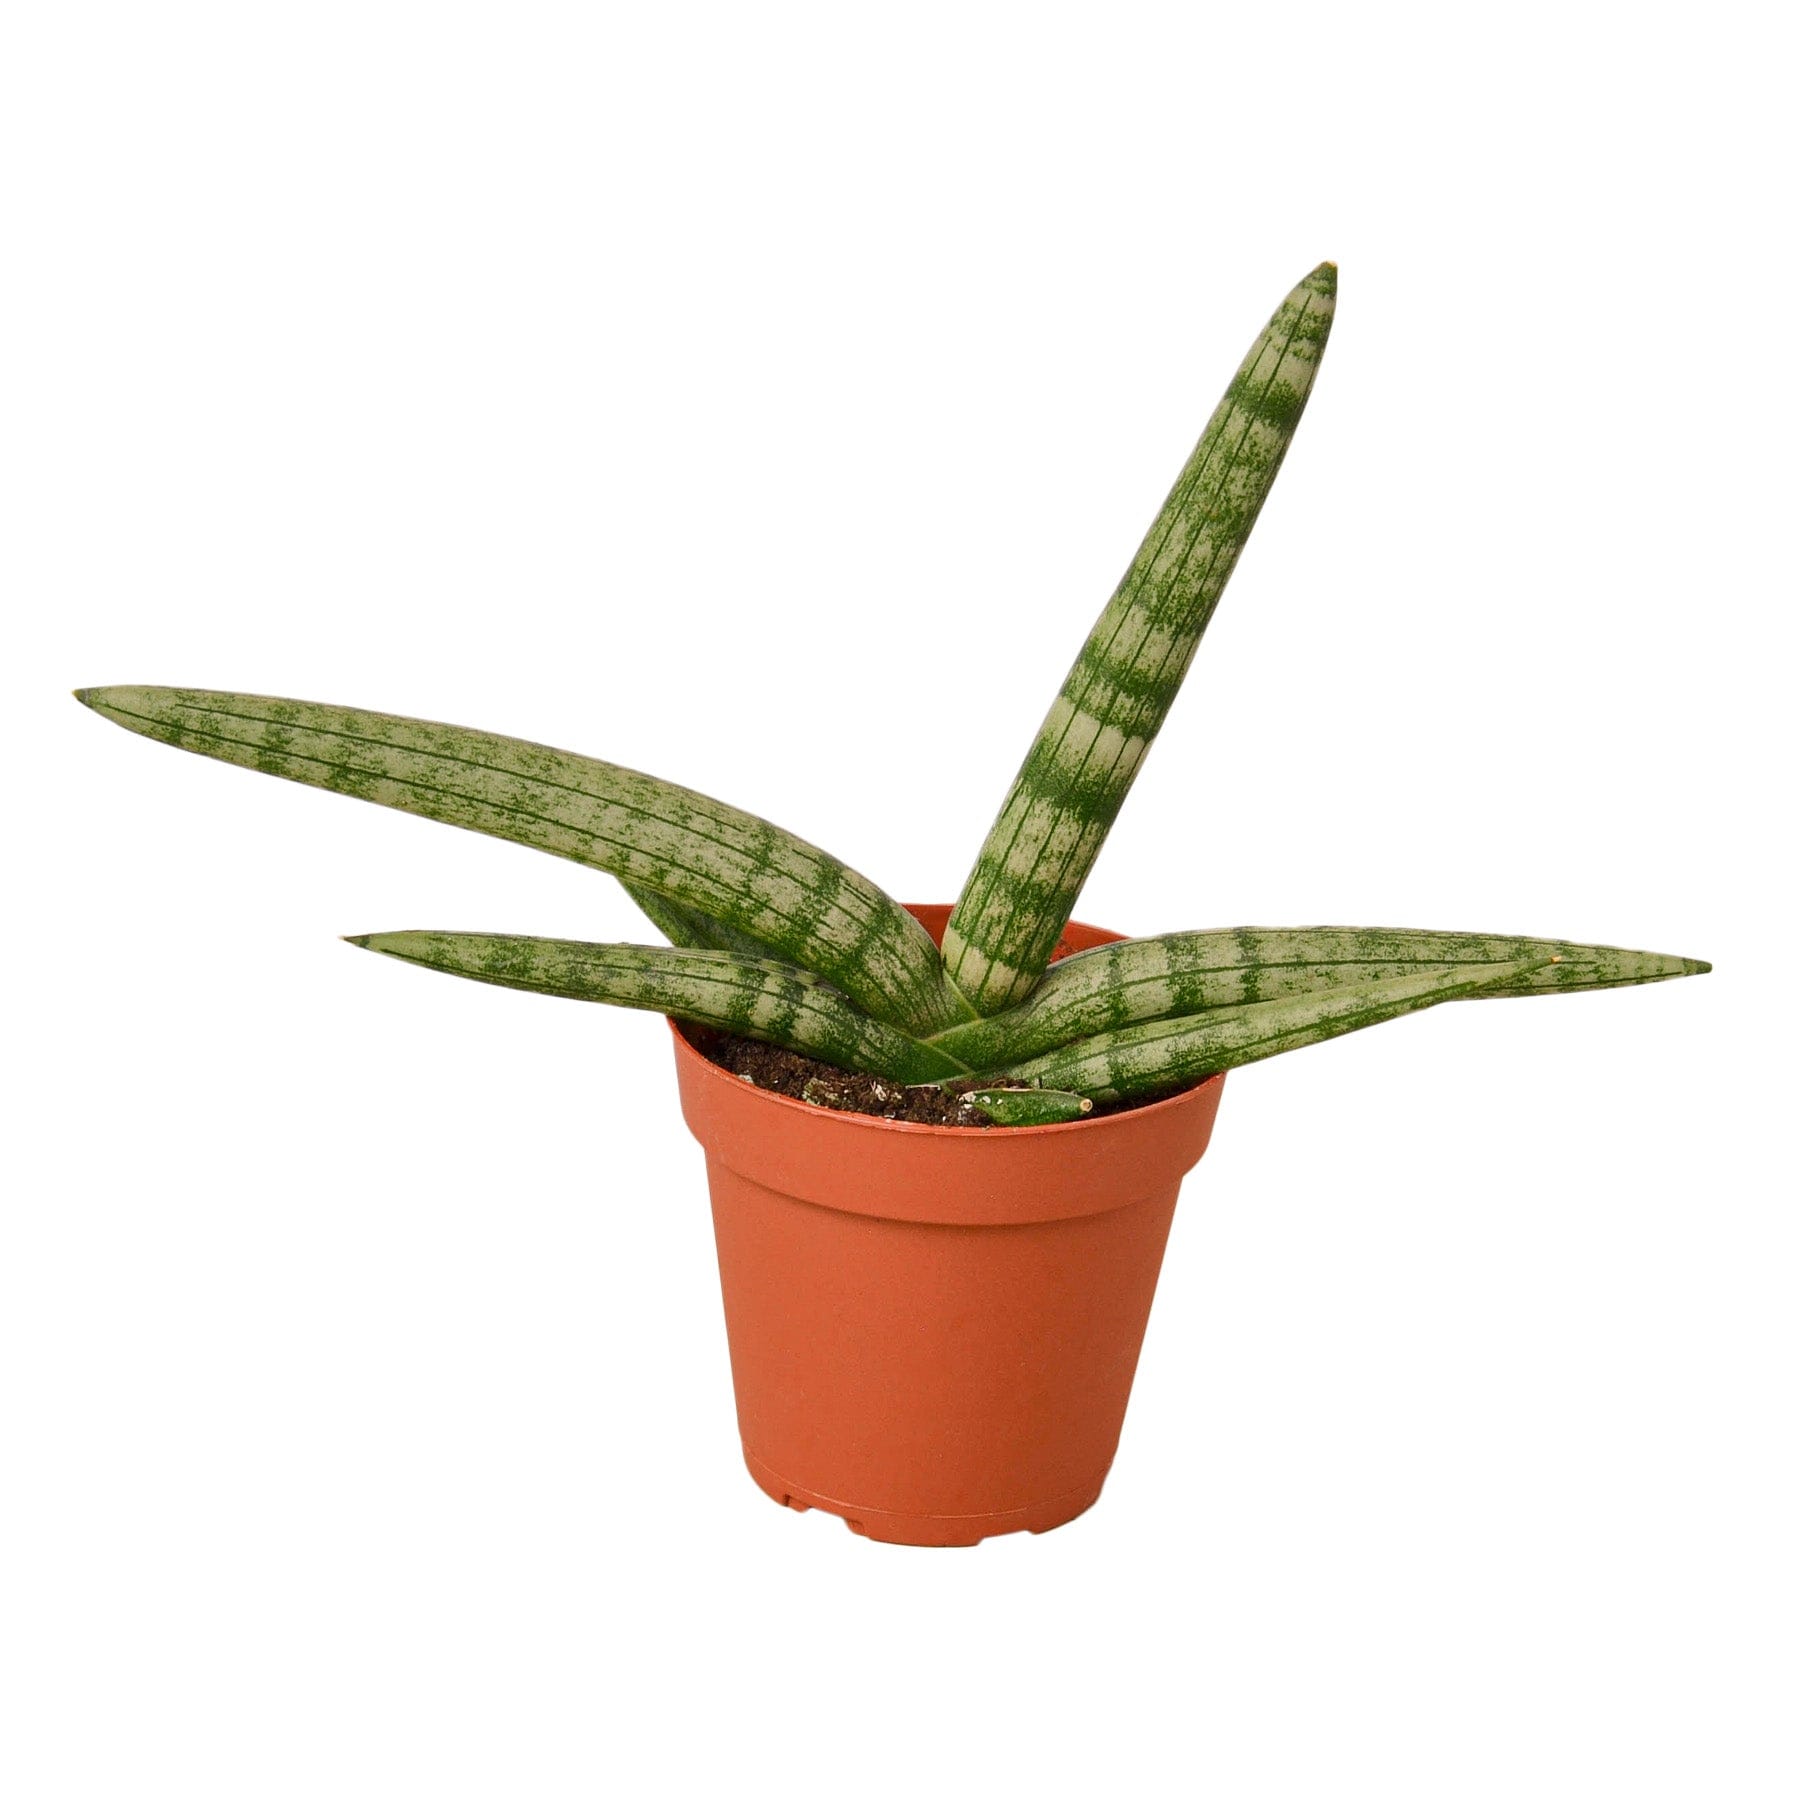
[742,1447,1106,1547]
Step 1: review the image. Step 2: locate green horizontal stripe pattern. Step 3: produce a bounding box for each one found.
[348,932,968,1084]
[944,263,1338,1014]
[933,926,1711,1069]
[993,956,1553,1103]
[77,687,964,1034]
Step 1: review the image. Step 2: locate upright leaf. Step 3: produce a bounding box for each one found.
[76,687,968,1033]
[347,933,967,1083]
[944,263,1338,1013]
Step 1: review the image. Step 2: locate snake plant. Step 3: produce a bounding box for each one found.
[75,263,1708,1122]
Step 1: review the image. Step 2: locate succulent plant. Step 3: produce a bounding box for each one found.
[75,264,1707,1123]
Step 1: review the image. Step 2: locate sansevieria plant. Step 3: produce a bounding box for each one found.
[75,264,1707,1124]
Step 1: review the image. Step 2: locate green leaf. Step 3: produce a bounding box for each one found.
[620,881,783,958]
[944,263,1338,1014]
[75,686,969,1034]
[932,926,1711,1068]
[347,932,969,1084]
[992,955,1555,1102]
[959,1088,1094,1126]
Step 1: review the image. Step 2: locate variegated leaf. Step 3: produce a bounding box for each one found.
[944,263,1338,1013]
[347,932,968,1084]
[932,926,1710,1068]
[76,687,969,1034]
[960,1088,1094,1126]
[993,956,1554,1102]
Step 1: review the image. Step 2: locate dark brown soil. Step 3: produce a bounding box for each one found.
[685,1028,1190,1126]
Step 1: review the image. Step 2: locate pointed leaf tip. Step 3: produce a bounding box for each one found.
[75,686,135,718]
[342,935,373,949]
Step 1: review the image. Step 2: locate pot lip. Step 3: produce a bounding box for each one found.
[665,903,1222,1141]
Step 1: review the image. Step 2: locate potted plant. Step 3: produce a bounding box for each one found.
[76,262,1707,1545]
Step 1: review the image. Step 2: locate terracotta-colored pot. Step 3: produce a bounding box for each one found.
[670,904,1224,1546]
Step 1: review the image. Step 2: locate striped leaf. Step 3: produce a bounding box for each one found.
[347,932,969,1084]
[944,263,1338,1014]
[992,956,1555,1103]
[932,926,1711,1068]
[76,687,969,1034]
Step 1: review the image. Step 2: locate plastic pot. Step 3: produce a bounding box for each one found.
[670,904,1223,1546]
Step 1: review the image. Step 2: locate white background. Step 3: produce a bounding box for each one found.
[4,4,1794,1795]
